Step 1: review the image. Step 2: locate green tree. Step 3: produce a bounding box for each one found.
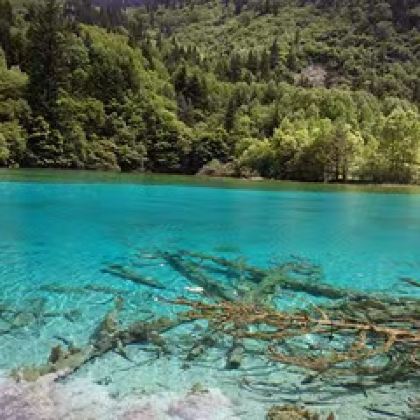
[378,108,420,183]
[269,38,279,70]
[317,122,364,182]
[187,127,231,173]
[0,48,28,167]
[224,95,237,133]
[0,0,13,62]
[26,0,68,124]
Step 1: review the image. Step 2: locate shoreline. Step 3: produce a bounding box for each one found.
[1,167,420,194]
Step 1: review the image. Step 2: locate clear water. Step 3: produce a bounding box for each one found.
[0,170,419,418]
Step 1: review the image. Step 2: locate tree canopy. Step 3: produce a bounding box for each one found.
[0,0,419,183]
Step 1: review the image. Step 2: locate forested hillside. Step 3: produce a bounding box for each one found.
[0,0,419,182]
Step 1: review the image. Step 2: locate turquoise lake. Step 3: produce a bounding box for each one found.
[1,171,420,297]
[0,170,419,419]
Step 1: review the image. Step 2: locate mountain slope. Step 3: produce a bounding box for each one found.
[0,0,419,183]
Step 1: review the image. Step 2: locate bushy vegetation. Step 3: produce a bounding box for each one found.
[0,0,419,183]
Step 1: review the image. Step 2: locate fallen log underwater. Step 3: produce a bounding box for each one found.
[13,297,193,382]
[10,249,420,406]
[101,264,165,290]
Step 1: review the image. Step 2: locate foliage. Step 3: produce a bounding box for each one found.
[0,0,419,183]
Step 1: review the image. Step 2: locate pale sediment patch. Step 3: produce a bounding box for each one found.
[0,371,238,420]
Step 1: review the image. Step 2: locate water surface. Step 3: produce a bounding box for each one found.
[0,170,419,418]
[1,170,419,295]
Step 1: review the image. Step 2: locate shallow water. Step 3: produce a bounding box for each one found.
[0,170,419,419]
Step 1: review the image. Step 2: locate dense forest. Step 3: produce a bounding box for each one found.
[0,0,419,182]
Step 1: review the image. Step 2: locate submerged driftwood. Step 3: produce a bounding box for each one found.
[13,297,191,381]
[102,264,165,289]
[408,396,420,419]
[13,249,420,392]
[266,404,327,420]
[156,251,237,301]
[172,297,419,383]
